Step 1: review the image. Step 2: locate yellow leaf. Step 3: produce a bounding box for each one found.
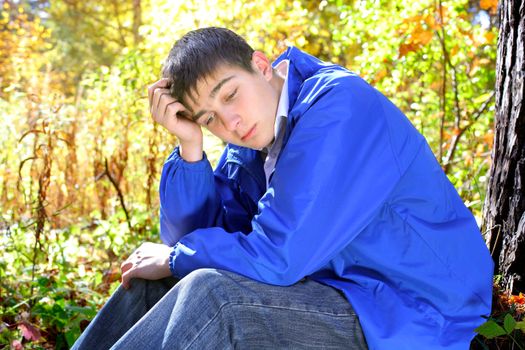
[414,30,433,45]
[484,31,496,44]
[477,58,491,66]
[424,14,439,30]
[402,15,423,25]
[480,0,498,12]
[482,129,494,148]
[464,153,473,166]
[450,45,459,57]
[430,81,442,91]
[476,143,485,156]
[473,92,493,104]
[398,42,419,57]
[372,69,388,84]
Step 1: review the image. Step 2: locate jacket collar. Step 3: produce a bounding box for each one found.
[272,46,334,113]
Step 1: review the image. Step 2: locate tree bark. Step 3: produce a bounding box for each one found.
[132,0,142,46]
[482,0,525,293]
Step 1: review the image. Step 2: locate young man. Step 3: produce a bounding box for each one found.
[73,27,493,349]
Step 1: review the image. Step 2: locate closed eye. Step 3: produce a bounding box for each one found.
[225,88,237,102]
[204,112,216,126]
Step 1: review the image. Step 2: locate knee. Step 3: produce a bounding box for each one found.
[177,268,236,303]
[180,268,230,290]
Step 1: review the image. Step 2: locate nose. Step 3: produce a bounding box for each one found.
[221,113,241,132]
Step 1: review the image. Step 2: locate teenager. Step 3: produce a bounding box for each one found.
[72,27,493,350]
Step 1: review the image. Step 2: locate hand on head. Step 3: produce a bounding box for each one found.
[148,78,204,162]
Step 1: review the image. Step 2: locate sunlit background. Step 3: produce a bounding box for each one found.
[0,0,498,347]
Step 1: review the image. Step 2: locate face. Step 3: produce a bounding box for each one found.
[184,52,282,150]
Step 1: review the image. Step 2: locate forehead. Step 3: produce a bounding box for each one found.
[184,64,239,104]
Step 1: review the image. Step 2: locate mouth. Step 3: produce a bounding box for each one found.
[241,125,257,142]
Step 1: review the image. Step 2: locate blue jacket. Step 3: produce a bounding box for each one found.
[160,47,493,349]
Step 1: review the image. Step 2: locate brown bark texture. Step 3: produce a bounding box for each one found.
[132,0,142,45]
[483,0,525,293]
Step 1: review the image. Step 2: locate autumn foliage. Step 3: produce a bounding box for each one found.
[0,0,509,348]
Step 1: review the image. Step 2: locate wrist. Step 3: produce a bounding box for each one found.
[179,139,203,162]
[168,246,178,277]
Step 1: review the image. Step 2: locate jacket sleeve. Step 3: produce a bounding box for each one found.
[169,74,419,285]
[159,147,262,246]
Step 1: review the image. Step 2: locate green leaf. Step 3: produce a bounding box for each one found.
[515,321,525,333]
[475,320,507,339]
[65,305,96,317]
[37,276,50,287]
[503,313,517,334]
[65,328,79,347]
[473,92,493,105]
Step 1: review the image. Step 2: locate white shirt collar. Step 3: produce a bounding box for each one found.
[265,59,290,151]
[262,59,289,187]
[274,59,290,123]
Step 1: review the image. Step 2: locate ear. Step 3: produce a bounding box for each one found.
[251,51,273,81]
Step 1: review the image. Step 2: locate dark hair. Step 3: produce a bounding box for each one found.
[162,27,255,105]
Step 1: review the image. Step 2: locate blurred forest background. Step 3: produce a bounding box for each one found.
[0,0,509,348]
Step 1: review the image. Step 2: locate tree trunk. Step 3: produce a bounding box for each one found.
[132,0,142,46]
[482,0,525,293]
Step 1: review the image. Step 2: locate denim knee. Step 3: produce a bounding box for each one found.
[176,269,237,305]
[178,268,229,291]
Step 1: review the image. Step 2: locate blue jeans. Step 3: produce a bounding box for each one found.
[72,269,368,349]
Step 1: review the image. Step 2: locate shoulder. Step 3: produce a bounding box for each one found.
[285,62,425,174]
[304,67,376,106]
[288,65,381,128]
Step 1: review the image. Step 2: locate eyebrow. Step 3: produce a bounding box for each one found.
[191,75,235,122]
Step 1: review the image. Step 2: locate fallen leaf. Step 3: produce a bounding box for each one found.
[11,340,23,350]
[18,321,41,341]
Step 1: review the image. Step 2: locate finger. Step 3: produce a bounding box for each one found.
[150,85,171,116]
[121,268,136,289]
[148,81,162,109]
[154,89,173,119]
[120,260,133,274]
[163,100,182,122]
[152,88,173,119]
[170,101,191,120]
[148,79,170,109]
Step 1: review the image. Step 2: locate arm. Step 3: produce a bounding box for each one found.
[119,79,204,288]
[121,146,264,288]
[121,79,262,287]
[159,148,218,246]
[150,78,265,245]
[160,144,265,245]
[168,75,412,285]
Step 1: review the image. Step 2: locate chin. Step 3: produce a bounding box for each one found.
[254,139,273,151]
[233,134,272,150]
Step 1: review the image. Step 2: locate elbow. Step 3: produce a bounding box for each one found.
[160,230,176,247]
[160,227,177,247]
[263,269,306,287]
[160,216,184,247]
[240,238,309,286]
[256,260,308,287]
[271,274,304,287]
